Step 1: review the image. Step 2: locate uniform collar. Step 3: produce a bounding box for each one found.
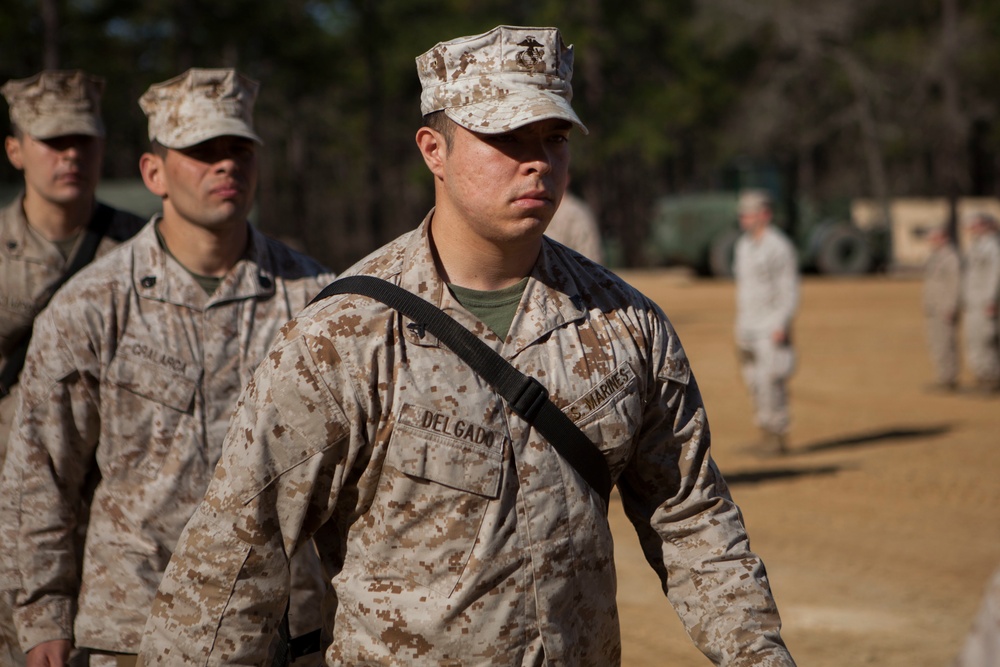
[0,192,76,264]
[131,216,277,309]
[396,210,588,357]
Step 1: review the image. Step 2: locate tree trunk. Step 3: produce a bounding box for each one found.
[40,0,59,68]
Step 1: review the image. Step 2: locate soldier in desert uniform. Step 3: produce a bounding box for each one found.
[0,69,145,667]
[139,27,796,667]
[0,68,333,667]
[922,225,962,392]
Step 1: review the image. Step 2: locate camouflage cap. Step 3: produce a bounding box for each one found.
[139,68,262,149]
[737,189,774,214]
[416,25,588,135]
[1,70,105,139]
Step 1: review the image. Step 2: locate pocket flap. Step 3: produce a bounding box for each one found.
[390,420,504,499]
[108,353,199,413]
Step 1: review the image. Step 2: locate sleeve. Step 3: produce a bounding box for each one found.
[988,240,1000,306]
[944,250,962,316]
[0,302,101,651]
[774,238,799,333]
[138,330,355,666]
[616,312,796,666]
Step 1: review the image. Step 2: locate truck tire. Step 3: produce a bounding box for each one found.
[708,229,741,278]
[814,224,872,275]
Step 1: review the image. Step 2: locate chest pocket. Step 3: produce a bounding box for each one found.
[565,362,643,478]
[104,348,200,479]
[365,403,505,597]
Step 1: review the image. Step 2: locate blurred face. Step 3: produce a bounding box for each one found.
[433,118,571,244]
[4,132,104,206]
[739,206,771,235]
[141,136,258,230]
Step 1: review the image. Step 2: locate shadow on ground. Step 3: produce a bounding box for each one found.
[725,465,842,485]
[798,424,953,453]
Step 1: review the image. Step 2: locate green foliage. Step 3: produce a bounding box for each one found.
[1,0,998,267]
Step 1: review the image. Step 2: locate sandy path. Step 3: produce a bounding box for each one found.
[609,271,1000,666]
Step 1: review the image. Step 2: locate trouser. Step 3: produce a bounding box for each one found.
[925,313,959,385]
[0,390,26,667]
[737,336,795,435]
[963,309,1000,385]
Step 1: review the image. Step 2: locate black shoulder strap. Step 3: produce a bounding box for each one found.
[0,203,116,398]
[312,275,613,507]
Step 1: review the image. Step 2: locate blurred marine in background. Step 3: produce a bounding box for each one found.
[545,189,604,264]
[0,69,145,667]
[0,68,333,667]
[733,188,799,455]
[922,225,962,392]
[960,211,1000,394]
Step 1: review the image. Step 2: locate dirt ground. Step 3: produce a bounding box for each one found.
[608,270,1000,666]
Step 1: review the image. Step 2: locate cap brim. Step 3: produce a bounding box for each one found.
[156,119,263,150]
[444,87,588,136]
[28,115,104,140]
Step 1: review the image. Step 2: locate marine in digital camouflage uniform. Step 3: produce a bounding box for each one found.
[0,69,145,667]
[0,68,333,667]
[960,212,1000,393]
[733,189,799,454]
[138,27,796,666]
[922,226,962,391]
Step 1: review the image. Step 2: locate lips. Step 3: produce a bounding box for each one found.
[211,182,243,198]
[516,189,551,206]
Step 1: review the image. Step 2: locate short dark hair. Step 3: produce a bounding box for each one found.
[423,111,455,148]
[9,123,23,140]
[150,140,168,158]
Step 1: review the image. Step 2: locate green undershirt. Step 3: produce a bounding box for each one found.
[154,223,224,295]
[448,277,529,339]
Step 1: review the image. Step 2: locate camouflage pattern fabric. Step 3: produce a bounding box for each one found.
[923,242,962,386]
[138,68,262,150]
[961,232,1000,386]
[0,219,334,656]
[139,213,794,666]
[0,193,143,667]
[1,70,105,140]
[733,226,799,436]
[416,25,587,135]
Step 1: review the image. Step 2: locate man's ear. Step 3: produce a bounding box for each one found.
[415,126,446,179]
[5,136,23,171]
[139,152,168,198]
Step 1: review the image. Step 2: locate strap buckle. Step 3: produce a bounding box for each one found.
[511,376,548,422]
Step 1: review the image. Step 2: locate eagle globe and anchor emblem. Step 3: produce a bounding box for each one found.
[515,36,545,70]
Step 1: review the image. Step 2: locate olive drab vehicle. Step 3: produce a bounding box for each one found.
[647,161,889,277]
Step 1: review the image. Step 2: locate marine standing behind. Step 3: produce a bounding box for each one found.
[922,225,962,392]
[0,70,145,667]
[960,211,1000,394]
[139,26,795,667]
[733,189,799,454]
[0,68,333,667]
[545,189,604,263]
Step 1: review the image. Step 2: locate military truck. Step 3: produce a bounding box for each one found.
[646,161,889,277]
